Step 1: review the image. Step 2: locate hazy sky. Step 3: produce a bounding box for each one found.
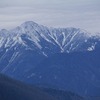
[0,0,100,33]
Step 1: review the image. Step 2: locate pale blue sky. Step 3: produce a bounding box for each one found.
[0,0,100,33]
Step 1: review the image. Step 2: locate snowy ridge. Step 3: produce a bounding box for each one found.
[0,21,100,70]
[0,21,99,54]
[0,21,100,97]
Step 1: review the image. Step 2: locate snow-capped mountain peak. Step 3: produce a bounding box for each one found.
[0,21,100,56]
[0,21,100,97]
[0,29,9,37]
[21,21,39,27]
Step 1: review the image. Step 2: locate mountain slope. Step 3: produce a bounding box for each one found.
[0,21,100,97]
[26,49,100,96]
[0,74,86,100]
[42,88,84,100]
[0,21,100,78]
[0,74,57,100]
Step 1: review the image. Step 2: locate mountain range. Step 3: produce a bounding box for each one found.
[0,21,100,97]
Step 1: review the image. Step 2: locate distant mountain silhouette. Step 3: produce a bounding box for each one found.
[0,74,86,100]
[0,74,56,100]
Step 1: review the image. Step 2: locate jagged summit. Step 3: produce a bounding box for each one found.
[0,29,9,36]
[22,21,39,25]
[21,21,40,28]
[0,21,99,54]
[0,21,100,73]
[0,29,8,32]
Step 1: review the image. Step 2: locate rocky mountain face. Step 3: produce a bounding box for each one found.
[0,21,100,97]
